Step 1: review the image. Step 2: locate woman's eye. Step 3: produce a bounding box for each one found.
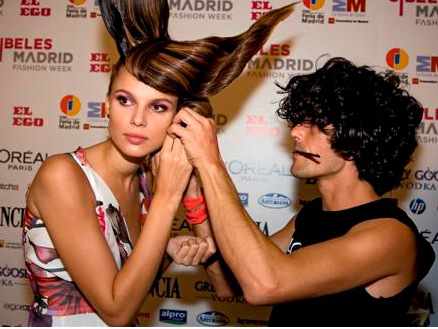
[151,103,168,113]
[116,95,132,106]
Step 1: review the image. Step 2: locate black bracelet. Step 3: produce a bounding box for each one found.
[202,251,221,267]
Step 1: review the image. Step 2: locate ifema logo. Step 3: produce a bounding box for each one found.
[59,95,81,129]
[66,0,101,18]
[303,0,326,11]
[386,48,409,71]
[301,0,327,24]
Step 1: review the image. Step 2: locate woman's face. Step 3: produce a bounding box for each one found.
[106,66,178,159]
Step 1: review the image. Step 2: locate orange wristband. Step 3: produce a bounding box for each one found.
[183,195,208,225]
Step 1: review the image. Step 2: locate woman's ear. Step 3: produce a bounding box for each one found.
[105,97,110,119]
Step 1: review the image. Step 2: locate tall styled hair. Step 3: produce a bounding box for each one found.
[99,0,296,117]
[277,57,423,195]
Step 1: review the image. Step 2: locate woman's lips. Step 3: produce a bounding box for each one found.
[124,133,147,145]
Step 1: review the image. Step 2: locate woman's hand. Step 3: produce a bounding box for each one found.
[153,135,193,200]
[167,235,216,266]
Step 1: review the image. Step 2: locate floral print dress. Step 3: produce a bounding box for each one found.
[22,148,151,326]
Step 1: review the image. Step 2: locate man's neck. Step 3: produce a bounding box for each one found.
[317,171,379,212]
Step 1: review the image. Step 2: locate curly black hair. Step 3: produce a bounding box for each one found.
[277,57,423,195]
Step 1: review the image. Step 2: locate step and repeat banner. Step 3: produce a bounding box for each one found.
[1,0,437,326]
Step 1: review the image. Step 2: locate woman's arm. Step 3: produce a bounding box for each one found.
[28,137,192,326]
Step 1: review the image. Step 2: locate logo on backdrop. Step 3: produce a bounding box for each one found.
[389,0,438,27]
[0,265,27,288]
[0,206,25,228]
[258,193,291,209]
[399,168,438,191]
[20,0,52,17]
[409,198,427,215]
[0,239,22,250]
[250,0,273,20]
[246,43,322,80]
[170,0,233,21]
[149,276,182,299]
[196,311,230,326]
[413,54,438,85]
[385,48,410,85]
[0,183,19,191]
[66,0,101,18]
[0,37,74,72]
[328,0,369,25]
[302,0,326,24]
[59,95,82,129]
[159,309,187,325]
[3,303,31,312]
[417,106,438,145]
[12,105,44,128]
[420,228,438,245]
[0,149,47,172]
[224,159,292,183]
[83,101,108,130]
[90,52,112,73]
[239,192,249,206]
[245,113,282,137]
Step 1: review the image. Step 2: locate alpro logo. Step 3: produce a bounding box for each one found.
[196,311,230,326]
[159,309,187,325]
[417,107,438,145]
[329,0,368,24]
[20,0,52,17]
[169,0,233,21]
[386,48,409,70]
[258,193,291,209]
[59,95,81,129]
[409,198,426,215]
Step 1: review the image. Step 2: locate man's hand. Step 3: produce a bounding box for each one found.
[167,108,223,169]
[167,235,216,266]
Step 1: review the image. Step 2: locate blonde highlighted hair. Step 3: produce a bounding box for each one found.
[99,0,296,117]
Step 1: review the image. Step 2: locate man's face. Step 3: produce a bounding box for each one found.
[290,123,346,180]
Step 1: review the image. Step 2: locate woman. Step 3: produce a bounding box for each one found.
[23,0,295,326]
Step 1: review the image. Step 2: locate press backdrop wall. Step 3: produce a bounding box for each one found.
[0,0,437,326]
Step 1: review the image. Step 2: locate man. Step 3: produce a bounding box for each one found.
[168,57,435,325]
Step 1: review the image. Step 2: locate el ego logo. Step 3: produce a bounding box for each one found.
[90,52,111,73]
[250,1,273,20]
[20,0,51,17]
[12,106,44,128]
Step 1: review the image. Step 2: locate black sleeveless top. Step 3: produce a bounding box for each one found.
[269,198,435,326]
